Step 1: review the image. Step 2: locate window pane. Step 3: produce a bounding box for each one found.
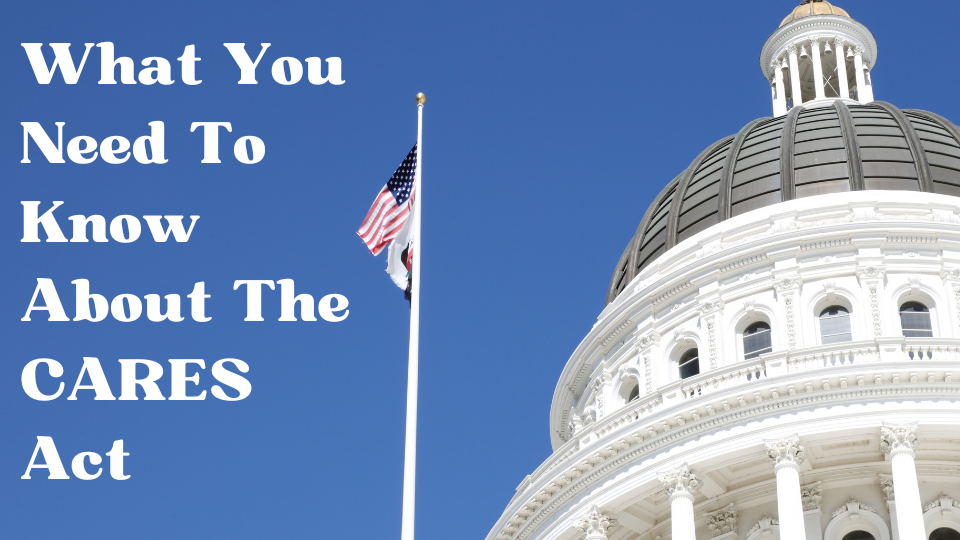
[679,350,699,379]
[842,532,876,540]
[743,322,772,359]
[900,302,932,337]
[930,528,960,540]
[820,306,852,344]
[628,385,639,402]
[821,332,852,344]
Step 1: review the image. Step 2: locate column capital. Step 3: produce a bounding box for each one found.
[880,474,895,502]
[808,36,821,47]
[880,422,919,458]
[801,481,822,511]
[706,503,738,537]
[765,434,806,470]
[658,463,702,501]
[574,505,618,540]
[834,36,846,47]
[786,44,798,56]
[853,45,864,57]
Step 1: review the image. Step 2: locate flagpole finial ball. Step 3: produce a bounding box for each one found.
[416,92,427,104]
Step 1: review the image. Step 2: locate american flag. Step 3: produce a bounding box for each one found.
[357,144,417,256]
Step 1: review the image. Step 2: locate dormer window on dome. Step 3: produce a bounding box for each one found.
[761,0,878,116]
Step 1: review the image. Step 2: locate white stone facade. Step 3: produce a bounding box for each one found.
[487,190,960,540]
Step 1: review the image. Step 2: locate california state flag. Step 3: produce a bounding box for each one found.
[386,207,414,302]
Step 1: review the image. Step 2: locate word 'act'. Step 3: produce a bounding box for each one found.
[22,437,129,480]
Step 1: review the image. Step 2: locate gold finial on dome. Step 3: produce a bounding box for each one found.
[780,0,850,28]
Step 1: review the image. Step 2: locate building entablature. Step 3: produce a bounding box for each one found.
[552,191,960,449]
[493,386,960,540]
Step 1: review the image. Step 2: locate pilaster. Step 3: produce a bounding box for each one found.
[802,481,824,540]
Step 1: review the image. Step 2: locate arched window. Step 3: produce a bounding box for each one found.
[743,322,772,359]
[627,384,639,402]
[842,532,876,540]
[820,306,852,344]
[900,302,933,337]
[679,349,699,379]
[930,528,960,540]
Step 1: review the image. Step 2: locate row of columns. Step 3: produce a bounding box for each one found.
[645,424,923,540]
[771,36,873,116]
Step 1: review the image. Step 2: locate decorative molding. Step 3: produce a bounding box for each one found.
[831,499,876,518]
[888,235,936,244]
[774,276,801,291]
[857,266,886,281]
[653,282,692,306]
[599,318,635,347]
[785,293,797,350]
[868,283,882,337]
[880,422,919,457]
[880,474,895,502]
[747,515,778,537]
[719,254,767,273]
[707,316,718,370]
[638,331,661,350]
[658,463,702,499]
[643,349,653,394]
[574,506,618,540]
[923,493,957,513]
[766,435,805,469]
[941,267,960,281]
[706,503,738,537]
[801,238,851,251]
[802,481,822,511]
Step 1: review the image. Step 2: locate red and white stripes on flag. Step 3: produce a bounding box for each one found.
[357,143,418,256]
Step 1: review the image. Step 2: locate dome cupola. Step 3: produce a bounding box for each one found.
[762,0,877,116]
[779,0,850,28]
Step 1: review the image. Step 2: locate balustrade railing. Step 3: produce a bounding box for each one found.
[786,340,877,373]
[901,338,960,362]
[679,358,767,401]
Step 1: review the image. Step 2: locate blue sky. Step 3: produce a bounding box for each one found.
[1,1,958,538]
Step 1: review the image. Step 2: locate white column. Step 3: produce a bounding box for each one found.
[787,45,803,106]
[772,60,787,116]
[852,46,868,103]
[881,423,924,540]
[835,38,850,99]
[809,37,826,100]
[862,63,875,102]
[658,464,702,540]
[574,506,618,540]
[766,435,808,540]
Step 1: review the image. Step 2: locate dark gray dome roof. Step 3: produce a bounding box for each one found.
[607,101,960,305]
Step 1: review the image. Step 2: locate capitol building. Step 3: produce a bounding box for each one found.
[486,5,960,540]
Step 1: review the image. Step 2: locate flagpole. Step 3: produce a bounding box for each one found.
[401,92,426,540]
